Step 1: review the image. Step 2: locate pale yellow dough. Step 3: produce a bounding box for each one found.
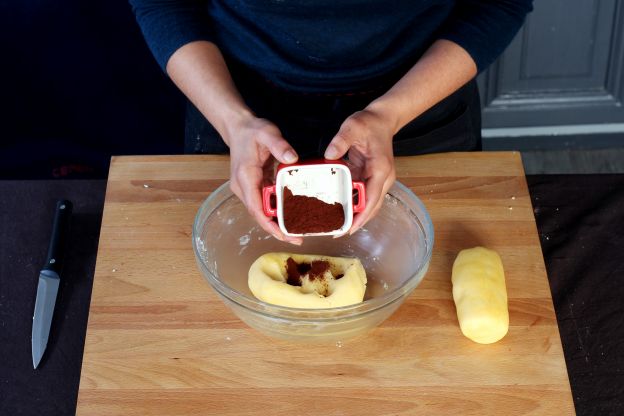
[248,252,367,308]
[452,247,509,344]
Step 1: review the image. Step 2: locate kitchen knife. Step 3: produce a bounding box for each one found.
[32,200,72,369]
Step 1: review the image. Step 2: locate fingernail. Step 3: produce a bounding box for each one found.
[283,150,297,164]
[324,145,338,160]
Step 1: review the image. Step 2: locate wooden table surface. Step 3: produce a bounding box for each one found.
[76,152,574,415]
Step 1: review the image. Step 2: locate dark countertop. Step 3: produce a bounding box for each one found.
[0,180,106,415]
[1,175,623,415]
[527,175,624,415]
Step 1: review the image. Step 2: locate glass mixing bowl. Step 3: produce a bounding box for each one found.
[192,181,434,342]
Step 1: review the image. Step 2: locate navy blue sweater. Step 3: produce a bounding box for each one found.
[130,0,532,93]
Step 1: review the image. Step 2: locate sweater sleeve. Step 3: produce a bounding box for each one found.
[439,0,533,72]
[129,0,213,72]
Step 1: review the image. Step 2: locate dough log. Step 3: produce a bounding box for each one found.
[452,247,509,344]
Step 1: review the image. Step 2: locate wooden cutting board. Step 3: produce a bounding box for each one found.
[76,152,574,415]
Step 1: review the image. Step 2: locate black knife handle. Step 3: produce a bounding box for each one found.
[42,200,73,274]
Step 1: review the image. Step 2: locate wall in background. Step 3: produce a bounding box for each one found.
[0,1,185,178]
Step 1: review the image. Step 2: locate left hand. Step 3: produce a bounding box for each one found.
[324,106,397,234]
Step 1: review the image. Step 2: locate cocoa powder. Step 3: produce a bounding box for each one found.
[285,257,307,286]
[285,257,331,286]
[308,260,330,280]
[282,186,345,234]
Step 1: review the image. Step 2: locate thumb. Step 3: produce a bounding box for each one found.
[325,127,355,160]
[258,129,298,164]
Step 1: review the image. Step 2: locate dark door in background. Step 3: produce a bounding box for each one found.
[478,0,624,150]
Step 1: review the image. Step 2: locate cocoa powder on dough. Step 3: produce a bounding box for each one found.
[285,257,331,286]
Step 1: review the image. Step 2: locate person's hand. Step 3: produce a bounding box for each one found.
[226,116,303,245]
[324,106,397,234]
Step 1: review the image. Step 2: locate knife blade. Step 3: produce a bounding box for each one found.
[32,200,72,369]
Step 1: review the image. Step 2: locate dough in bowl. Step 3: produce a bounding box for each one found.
[248,252,367,308]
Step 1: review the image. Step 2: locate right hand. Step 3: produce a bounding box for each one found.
[225,116,303,245]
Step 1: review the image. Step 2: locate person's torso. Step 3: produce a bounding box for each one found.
[208,0,456,93]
